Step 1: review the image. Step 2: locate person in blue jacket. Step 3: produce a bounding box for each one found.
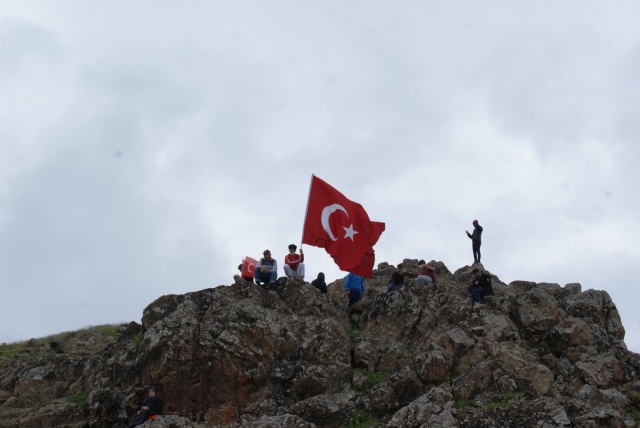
[344,273,365,308]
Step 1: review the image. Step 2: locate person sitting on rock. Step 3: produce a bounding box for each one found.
[416,260,436,285]
[234,263,254,283]
[128,386,163,427]
[283,244,305,279]
[312,272,327,293]
[344,272,365,308]
[468,268,493,303]
[254,250,278,289]
[387,263,405,295]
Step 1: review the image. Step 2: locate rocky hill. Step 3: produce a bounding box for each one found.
[1,260,640,427]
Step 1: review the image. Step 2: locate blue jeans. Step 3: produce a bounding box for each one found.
[348,290,362,308]
[254,268,277,284]
[468,285,488,302]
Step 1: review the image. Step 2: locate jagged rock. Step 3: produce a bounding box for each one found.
[1,261,640,428]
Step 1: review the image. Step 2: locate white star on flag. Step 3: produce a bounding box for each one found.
[343,224,358,241]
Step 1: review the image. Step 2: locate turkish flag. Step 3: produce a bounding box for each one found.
[302,175,385,278]
[242,257,258,278]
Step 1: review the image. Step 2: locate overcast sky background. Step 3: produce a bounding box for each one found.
[1,1,639,352]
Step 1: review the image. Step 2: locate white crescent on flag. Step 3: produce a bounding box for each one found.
[321,204,348,241]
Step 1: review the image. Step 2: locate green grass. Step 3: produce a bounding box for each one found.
[622,384,640,422]
[341,410,379,428]
[454,397,472,417]
[0,323,123,367]
[133,333,142,352]
[348,326,363,341]
[85,324,119,337]
[68,392,89,416]
[352,368,391,394]
[486,391,525,408]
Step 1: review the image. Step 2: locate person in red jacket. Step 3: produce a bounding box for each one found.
[283,244,305,279]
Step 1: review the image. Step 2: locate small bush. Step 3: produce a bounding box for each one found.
[68,392,89,416]
[352,368,391,394]
[341,409,378,428]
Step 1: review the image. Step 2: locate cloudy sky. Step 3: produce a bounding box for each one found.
[1,2,639,352]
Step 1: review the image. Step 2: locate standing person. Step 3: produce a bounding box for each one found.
[254,250,278,289]
[128,387,163,427]
[283,244,305,279]
[416,260,436,285]
[312,272,328,293]
[344,272,365,308]
[467,268,493,303]
[387,263,405,294]
[466,219,483,264]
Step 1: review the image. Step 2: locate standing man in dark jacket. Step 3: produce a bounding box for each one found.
[466,219,483,264]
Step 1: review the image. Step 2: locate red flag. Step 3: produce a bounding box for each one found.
[242,257,258,278]
[302,175,385,278]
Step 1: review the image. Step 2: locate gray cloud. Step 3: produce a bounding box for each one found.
[1,2,639,351]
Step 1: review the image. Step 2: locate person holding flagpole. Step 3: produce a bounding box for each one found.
[301,175,385,279]
[283,244,305,279]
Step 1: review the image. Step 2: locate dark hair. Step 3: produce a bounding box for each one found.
[288,244,297,250]
[317,272,325,281]
[397,263,404,268]
[471,268,480,274]
[418,259,426,265]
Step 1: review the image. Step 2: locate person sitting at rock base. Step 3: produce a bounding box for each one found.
[387,263,405,295]
[254,250,277,289]
[468,268,493,303]
[128,386,163,428]
[283,244,305,279]
[416,260,436,285]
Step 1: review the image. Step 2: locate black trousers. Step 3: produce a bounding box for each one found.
[129,410,152,427]
[472,241,481,263]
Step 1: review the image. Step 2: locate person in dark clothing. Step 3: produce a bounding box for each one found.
[387,263,405,295]
[129,386,163,427]
[467,268,493,303]
[465,219,483,264]
[312,272,328,293]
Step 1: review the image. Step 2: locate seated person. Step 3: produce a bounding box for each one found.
[468,268,494,303]
[416,259,436,285]
[387,263,405,294]
[254,249,277,288]
[128,386,163,427]
[312,272,327,293]
[234,263,254,283]
[283,244,305,279]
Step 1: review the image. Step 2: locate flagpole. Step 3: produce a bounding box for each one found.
[300,174,315,248]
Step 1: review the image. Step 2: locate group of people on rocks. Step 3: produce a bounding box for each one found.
[235,219,491,306]
[234,244,327,294]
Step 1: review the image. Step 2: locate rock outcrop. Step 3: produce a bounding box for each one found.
[1,260,640,427]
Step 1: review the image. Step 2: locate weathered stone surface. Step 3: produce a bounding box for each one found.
[1,261,640,428]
